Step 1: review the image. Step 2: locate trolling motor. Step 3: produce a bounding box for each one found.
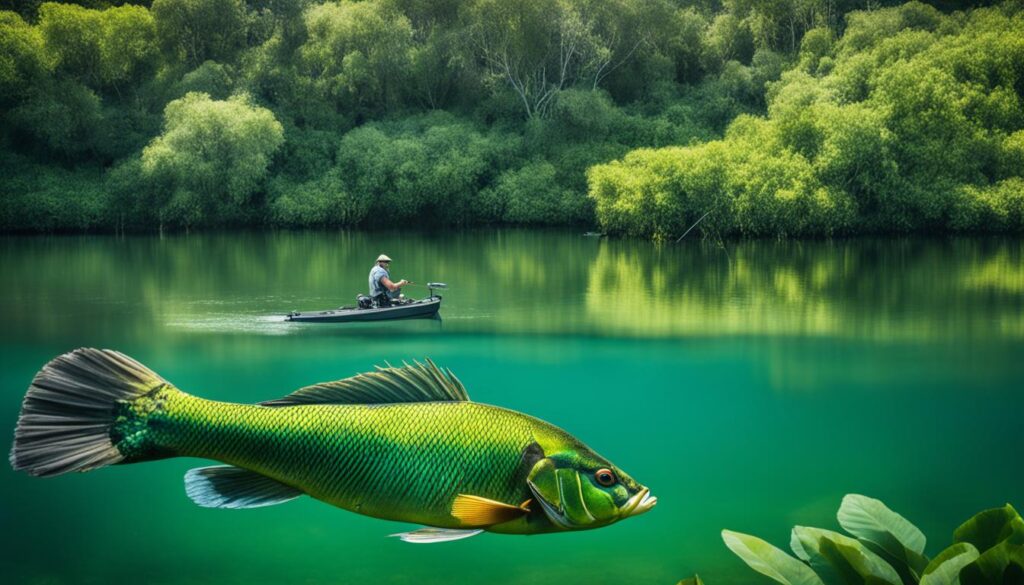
[425,282,447,299]
[392,281,448,301]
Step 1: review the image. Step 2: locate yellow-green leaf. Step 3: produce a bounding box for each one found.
[953,504,1023,554]
[837,494,929,577]
[920,542,980,585]
[792,526,901,585]
[723,530,825,585]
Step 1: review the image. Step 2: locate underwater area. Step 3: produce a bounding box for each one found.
[1,229,1022,584]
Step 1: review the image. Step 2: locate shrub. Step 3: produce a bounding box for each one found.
[267,171,371,227]
[334,113,516,226]
[140,92,284,227]
[481,161,587,225]
[0,153,109,232]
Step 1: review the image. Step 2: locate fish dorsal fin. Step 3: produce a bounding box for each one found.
[261,359,469,407]
[451,494,532,527]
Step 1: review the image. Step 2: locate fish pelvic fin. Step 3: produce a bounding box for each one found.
[451,494,532,527]
[261,359,469,407]
[10,348,178,477]
[184,465,303,509]
[390,527,484,544]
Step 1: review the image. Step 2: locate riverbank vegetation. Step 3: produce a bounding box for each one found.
[592,2,1024,238]
[1,1,1021,235]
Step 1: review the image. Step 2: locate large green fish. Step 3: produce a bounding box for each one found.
[10,349,656,542]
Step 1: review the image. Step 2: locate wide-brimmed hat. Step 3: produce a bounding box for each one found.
[376,254,392,262]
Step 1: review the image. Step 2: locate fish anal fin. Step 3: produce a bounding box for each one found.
[451,494,531,527]
[389,527,483,544]
[184,465,303,509]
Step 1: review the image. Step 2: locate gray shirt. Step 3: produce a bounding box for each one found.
[369,265,390,297]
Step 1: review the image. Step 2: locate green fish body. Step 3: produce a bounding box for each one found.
[11,349,656,542]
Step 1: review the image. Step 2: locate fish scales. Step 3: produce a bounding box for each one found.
[138,388,537,527]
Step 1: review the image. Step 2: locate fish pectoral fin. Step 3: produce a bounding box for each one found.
[389,527,484,544]
[451,494,531,527]
[184,465,303,509]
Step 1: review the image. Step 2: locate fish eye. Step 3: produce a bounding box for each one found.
[594,468,616,487]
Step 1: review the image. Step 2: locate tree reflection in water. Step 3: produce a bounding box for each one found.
[1,232,1021,343]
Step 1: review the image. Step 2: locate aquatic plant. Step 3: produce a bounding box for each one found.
[719,494,1023,585]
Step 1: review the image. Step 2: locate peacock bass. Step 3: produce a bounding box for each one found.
[10,349,656,543]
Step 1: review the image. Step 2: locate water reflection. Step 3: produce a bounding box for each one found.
[586,237,1024,340]
[1,231,1021,342]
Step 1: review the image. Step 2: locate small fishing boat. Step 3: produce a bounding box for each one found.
[286,283,445,324]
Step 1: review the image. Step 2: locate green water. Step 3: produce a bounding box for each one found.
[1,230,1022,585]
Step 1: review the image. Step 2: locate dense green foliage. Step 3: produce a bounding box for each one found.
[0,0,1020,234]
[710,495,1023,585]
[591,2,1024,238]
[136,92,284,227]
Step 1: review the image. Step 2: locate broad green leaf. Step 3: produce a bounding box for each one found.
[920,543,980,585]
[792,526,847,585]
[858,539,931,584]
[792,526,902,585]
[838,494,929,577]
[958,522,1024,585]
[953,505,1023,554]
[677,575,705,585]
[839,495,926,555]
[722,530,825,585]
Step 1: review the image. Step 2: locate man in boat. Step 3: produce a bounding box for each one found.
[369,254,408,308]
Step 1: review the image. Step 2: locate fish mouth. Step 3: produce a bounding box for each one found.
[623,487,657,517]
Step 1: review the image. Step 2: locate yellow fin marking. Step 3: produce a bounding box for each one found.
[451,494,531,527]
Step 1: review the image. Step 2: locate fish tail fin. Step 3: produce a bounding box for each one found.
[10,348,178,477]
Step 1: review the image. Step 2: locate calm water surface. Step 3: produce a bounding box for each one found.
[1,230,1021,584]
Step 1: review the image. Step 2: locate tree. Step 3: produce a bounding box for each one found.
[98,5,159,93]
[8,79,104,161]
[701,12,755,72]
[151,0,246,68]
[0,11,50,108]
[468,0,605,118]
[298,0,414,115]
[573,0,674,93]
[668,7,711,84]
[37,2,103,87]
[33,3,158,95]
[140,92,284,227]
[726,0,829,53]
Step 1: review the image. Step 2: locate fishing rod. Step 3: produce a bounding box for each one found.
[675,211,712,243]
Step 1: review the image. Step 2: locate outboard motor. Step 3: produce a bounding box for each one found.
[357,294,373,309]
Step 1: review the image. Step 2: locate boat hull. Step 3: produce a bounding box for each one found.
[286,296,442,323]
